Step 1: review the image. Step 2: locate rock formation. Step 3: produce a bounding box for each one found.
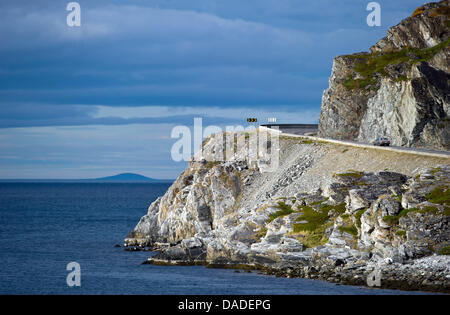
[125,2,450,293]
[319,0,450,150]
[125,129,450,292]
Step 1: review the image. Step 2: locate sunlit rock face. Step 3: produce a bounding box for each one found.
[319,0,449,150]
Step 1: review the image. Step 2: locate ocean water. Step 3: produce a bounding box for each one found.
[0,182,430,295]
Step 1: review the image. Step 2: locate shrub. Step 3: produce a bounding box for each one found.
[425,185,450,205]
[294,206,329,232]
[355,209,367,228]
[382,215,400,225]
[444,207,450,216]
[338,225,358,237]
[318,202,346,215]
[268,201,295,222]
[411,6,424,17]
[338,171,364,179]
[310,197,330,206]
[438,246,450,255]
[342,39,450,91]
[254,227,267,242]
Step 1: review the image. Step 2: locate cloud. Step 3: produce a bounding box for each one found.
[0,124,185,179]
[0,1,401,109]
[0,103,320,128]
[0,0,428,178]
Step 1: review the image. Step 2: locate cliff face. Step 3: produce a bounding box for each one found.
[124,2,450,292]
[319,0,450,150]
[125,130,450,292]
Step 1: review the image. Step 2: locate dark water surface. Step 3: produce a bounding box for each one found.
[0,183,430,294]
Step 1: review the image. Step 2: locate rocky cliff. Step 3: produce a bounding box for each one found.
[319,0,450,150]
[125,129,450,292]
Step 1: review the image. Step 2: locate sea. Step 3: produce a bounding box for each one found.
[0,182,433,295]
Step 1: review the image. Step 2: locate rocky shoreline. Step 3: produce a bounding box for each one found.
[124,158,450,293]
[130,246,450,294]
[124,1,449,295]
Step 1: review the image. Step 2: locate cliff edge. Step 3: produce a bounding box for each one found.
[319,0,450,150]
[124,2,450,293]
[125,130,450,292]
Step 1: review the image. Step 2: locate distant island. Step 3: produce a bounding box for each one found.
[93,173,171,182]
[0,173,173,183]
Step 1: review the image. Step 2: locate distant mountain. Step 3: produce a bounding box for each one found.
[0,173,173,183]
[93,173,170,182]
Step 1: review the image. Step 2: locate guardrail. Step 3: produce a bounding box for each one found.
[259,126,450,159]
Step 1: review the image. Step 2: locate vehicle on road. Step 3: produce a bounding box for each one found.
[373,137,391,146]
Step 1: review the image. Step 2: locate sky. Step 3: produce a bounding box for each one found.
[0,0,428,179]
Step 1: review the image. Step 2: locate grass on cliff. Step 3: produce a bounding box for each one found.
[254,227,268,242]
[438,246,450,255]
[337,171,364,179]
[382,205,444,225]
[279,135,317,145]
[354,208,367,228]
[267,201,295,222]
[412,2,450,19]
[411,6,425,18]
[292,203,345,248]
[338,225,358,237]
[425,185,450,205]
[342,38,450,91]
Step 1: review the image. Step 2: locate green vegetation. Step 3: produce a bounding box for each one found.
[382,205,444,226]
[337,171,364,179]
[254,227,267,242]
[338,225,358,237]
[268,201,295,222]
[332,203,347,214]
[354,208,367,228]
[438,246,450,255]
[396,230,407,237]
[318,202,346,215]
[342,39,450,91]
[292,205,330,248]
[430,5,450,18]
[294,206,329,232]
[425,185,450,205]
[310,197,329,206]
[291,202,346,248]
[395,75,408,82]
[421,206,440,215]
[279,135,320,145]
[204,161,221,168]
[445,207,450,216]
[343,76,376,90]
[382,215,400,225]
[411,6,425,18]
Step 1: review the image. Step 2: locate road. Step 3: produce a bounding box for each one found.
[261,124,318,136]
[261,124,450,158]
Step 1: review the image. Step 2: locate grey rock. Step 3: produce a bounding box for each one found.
[319,0,450,150]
